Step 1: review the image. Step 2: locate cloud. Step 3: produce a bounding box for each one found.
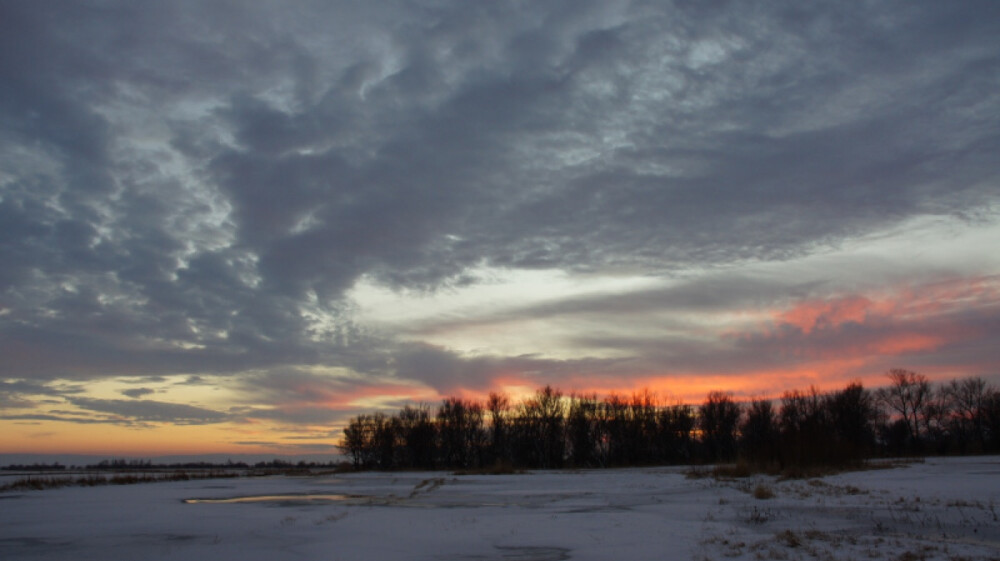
[67,397,228,425]
[0,380,87,409]
[379,275,1000,399]
[120,388,156,399]
[0,1,998,414]
[230,441,339,453]
[234,367,439,421]
[0,414,134,426]
[0,380,86,397]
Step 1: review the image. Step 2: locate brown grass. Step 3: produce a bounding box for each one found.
[753,483,775,499]
[776,530,802,548]
[688,458,921,482]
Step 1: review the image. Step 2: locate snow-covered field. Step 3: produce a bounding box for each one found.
[2,456,999,560]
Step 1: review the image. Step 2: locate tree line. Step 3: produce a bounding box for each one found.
[339,369,1000,471]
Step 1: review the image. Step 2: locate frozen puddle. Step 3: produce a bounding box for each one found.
[183,493,507,508]
[184,493,367,505]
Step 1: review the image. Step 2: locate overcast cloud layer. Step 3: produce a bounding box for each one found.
[2,1,999,453]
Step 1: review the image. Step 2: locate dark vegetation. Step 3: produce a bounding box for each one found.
[0,460,353,493]
[83,459,343,470]
[0,471,240,492]
[339,370,1000,473]
[0,458,344,472]
[1,463,68,471]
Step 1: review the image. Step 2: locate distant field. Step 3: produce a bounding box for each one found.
[2,456,999,560]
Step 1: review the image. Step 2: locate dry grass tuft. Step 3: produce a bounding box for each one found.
[776,530,802,548]
[687,458,909,482]
[753,483,775,500]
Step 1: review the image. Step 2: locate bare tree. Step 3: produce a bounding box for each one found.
[437,397,485,469]
[516,386,565,468]
[740,398,777,466]
[699,391,741,462]
[566,393,601,467]
[340,415,368,469]
[778,387,827,466]
[875,369,930,452]
[397,404,436,469]
[945,377,992,453]
[826,382,877,462]
[629,389,659,465]
[486,391,511,465]
[657,403,695,464]
[602,392,629,466]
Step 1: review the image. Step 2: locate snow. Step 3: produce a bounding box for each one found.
[2,456,999,560]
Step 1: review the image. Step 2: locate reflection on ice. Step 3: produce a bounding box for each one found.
[184,494,361,504]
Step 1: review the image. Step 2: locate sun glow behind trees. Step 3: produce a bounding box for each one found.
[339,372,1000,472]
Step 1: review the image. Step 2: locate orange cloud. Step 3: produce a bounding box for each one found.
[870,333,946,355]
[778,295,877,334]
[774,275,1000,336]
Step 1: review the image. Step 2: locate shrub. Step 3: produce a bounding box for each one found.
[753,484,775,500]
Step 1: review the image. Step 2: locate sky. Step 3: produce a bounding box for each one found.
[1,0,999,458]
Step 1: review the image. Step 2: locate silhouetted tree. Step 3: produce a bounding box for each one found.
[338,372,1000,473]
[371,412,397,469]
[699,391,741,463]
[825,382,877,462]
[920,385,953,454]
[657,403,696,464]
[341,416,368,468]
[513,386,565,468]
[984,389,1000,453]
[566,393,601,467]
[876,369,930,453]
[602,392,629,466]
[629,389,659,465]
[396,404,436,469]
[485,391,511,466]
[740,398,778,466]
[437,397,485,469]
[778,388,828,466]
[945,377,992,453]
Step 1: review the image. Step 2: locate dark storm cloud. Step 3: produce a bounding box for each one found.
[1,0,998,391]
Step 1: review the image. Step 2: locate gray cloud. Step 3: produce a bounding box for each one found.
[68,397,228,425]
[0,381,87,409]
[392,341,639,395]
[120,388,156,399]
[0,414,134,426]
[230,441,339,453]
[1,0,998,396]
